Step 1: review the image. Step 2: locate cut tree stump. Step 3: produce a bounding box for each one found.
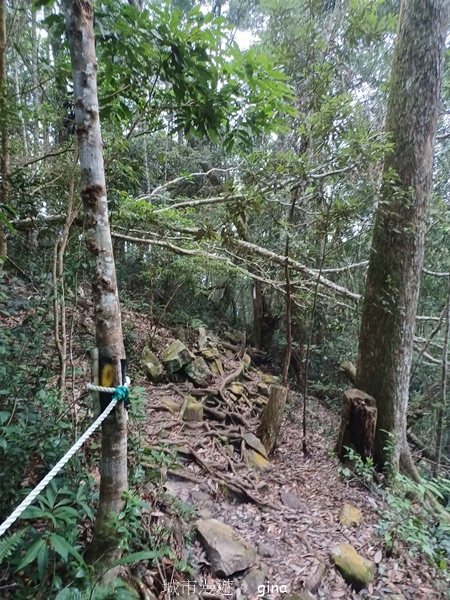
[335,389,377,460]
[256,384,288,454]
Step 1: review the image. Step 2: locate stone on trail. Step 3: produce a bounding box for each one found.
[159,396,181,412]
[330,543,375,591]
[246,449,270,470]
[262,374,279,385]
[140,345,164,381]
[280,491,304,511]
[184,356,213,386]
[241,562,269,596]
[258,542,275,558]
[198,326,208,350]
[338,503,362,527]
[243,432,268,459]
[256,382,269,397]
[162,339,193,376]
[197,518,256,577]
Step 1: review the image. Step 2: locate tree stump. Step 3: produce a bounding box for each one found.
[335,389,377,460]
[182,398,204,422]
[256,384,288,454]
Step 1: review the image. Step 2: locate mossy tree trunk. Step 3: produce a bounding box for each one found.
[62,0,127,579]
[356,0,449,474]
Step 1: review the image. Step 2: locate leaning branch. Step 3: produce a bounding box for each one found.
[231,237,361,301]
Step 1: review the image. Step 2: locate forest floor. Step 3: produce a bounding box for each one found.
[112,313,450,600]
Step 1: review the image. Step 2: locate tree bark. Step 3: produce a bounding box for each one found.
[356,0,449,473]
[434,276,450,475]
[335,389,377,461]
[62,0,127,578]
[0,0,9,270]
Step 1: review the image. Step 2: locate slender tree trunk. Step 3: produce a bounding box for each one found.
[434,277,450,475]
[62,0,127,578]
[356,0,449,474]
[14,54,28,155]
[31,8,39,154]
[0,0,9,270]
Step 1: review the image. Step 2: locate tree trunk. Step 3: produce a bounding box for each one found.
[62,0,127,579]
[31,8,40,154]
[0,0,9,270]
[434,276,450,475]
[355,0,449,473]
[335,389,377,461]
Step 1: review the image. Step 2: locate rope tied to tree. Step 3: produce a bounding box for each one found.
[0,384,130,538]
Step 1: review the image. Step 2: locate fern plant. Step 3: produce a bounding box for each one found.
[0,530,26,565]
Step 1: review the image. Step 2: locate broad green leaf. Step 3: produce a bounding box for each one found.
[50,534,84,564]
[111,549,167,567]
[15,538,46,571]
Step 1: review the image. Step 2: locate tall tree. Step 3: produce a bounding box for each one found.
[62,0,127,576]
[356,0,449,474]
[0,0,9,270]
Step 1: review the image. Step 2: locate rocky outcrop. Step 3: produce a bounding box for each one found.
[162,339,193,376]
[338,503,362,527]
[330,543,375,590]
[197,519,256,577]
[140,346,164,381]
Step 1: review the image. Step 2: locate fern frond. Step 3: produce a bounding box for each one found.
[0,530,26,565]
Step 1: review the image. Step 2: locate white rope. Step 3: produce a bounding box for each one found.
[0,394,118,538]
[87,383,116,393]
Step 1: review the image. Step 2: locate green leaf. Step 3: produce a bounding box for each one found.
[0,411,10,425]
[50,534,84,564]
[15,538,46,571]
[55,587,83,600]
[21,506,46,520]
[111,549,167,568]
[37,542,49,581]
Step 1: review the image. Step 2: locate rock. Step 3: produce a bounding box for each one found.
[257,382,269,397]
[246,449,270,470]
[224,444,235,456]
[162,340,193,376]
[241,563,269,596]
[338,503,362,527]
[229,383,245,396]
[198,508,212,520]
[183,398,203,422]
[305,562,326,593]
[190,490,210,503]
[184,357,213,386]
[258,542,275,558]
[262,374,278,385]
[243,353,251,368]
[176,593,199,600]
[198,327,208,350]
[159,396,181,412]
[173,324,187,342]
[197,519,256,577]
[280,491,304,511]
[243,432,268,459]
[140,346,164,381]
[201,348,220,360]
[330,543,375,591]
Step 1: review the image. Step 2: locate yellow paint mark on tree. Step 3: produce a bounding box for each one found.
[101,363,114,387]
